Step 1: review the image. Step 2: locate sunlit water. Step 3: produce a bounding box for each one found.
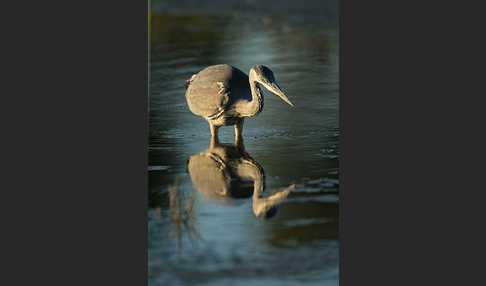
[149,12,339,286]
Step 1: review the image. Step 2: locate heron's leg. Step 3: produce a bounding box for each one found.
[234,120,244,147]
[209,122,220,147]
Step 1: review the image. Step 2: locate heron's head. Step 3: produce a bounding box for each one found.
[250,65,294,107]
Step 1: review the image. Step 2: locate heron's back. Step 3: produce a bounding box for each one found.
[185,64,251,118]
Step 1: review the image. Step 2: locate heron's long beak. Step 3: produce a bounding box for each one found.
[265,82,294,107]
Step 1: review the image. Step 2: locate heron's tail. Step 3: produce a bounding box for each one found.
[185,74,197,90]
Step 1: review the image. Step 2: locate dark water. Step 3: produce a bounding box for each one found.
[149,12,339,286]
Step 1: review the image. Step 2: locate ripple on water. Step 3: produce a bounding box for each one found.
[148,166,170,171]
[287,194,339,203]
[283,217,334,227]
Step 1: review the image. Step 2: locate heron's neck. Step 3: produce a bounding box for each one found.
[246,77,264,117]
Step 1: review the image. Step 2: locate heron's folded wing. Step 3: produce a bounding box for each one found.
[185,79,230,118]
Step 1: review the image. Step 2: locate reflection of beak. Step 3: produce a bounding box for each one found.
[253,184,294,219]
[264,82,294,107]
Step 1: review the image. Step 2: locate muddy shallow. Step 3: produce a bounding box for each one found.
[149,12,339,286]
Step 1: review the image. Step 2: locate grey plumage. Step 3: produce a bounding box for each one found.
[185,64,294,144]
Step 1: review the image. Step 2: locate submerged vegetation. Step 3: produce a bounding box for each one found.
[167,180,202,253]
[168,179,196,222]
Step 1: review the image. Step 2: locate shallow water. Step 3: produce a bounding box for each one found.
[149,12,339,286]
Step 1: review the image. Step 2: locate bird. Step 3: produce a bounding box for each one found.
[187,141,293,218]
[185,64,294,145]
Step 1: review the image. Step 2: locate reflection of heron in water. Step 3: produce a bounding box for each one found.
[185,64,294,145]
[187,142,292,219]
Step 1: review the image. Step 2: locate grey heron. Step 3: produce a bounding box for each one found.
[185,64,294,145]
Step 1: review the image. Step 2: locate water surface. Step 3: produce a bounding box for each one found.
[149,12,339,286]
